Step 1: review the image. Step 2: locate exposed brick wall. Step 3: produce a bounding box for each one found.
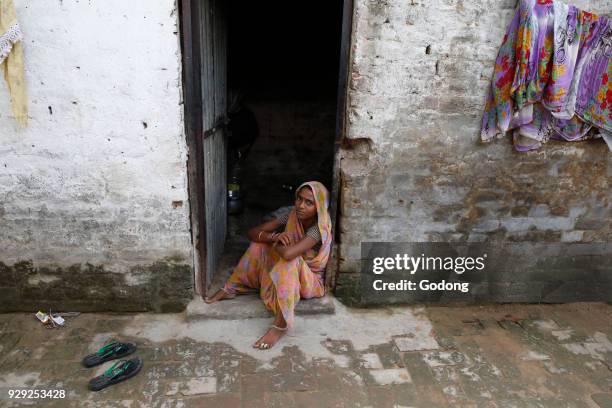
[337,0,612,304]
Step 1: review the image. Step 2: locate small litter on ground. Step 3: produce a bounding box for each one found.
[34,310,78,328]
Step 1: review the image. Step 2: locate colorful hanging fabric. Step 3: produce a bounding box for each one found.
[0,0,27,127]
[481,0,611,151]
[574,17,612,133]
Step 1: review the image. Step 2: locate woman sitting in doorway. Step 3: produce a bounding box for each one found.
[205,181,332,350]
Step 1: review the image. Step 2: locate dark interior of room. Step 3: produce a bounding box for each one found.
[228,1,343,98]
[225,0,343,225]
[211,0,344,288]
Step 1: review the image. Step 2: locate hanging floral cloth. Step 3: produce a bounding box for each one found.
[1,0,27,126]
[481,0,611,151]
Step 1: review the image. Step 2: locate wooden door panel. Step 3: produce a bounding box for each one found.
[200,0,227,289]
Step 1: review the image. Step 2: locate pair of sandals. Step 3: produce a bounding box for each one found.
[82,340,142,391]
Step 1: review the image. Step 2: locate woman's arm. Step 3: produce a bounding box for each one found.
[274,236,318,261]
[247,218,284,243]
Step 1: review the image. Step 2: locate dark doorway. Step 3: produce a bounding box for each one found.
[180,0,350,295]
[227,1,343,205]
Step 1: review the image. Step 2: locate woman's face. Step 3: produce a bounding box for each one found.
[295,186,317,222]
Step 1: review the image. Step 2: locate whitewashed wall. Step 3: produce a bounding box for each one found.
[0,0,193,311]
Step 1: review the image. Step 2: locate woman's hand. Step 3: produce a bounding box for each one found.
[274,232,294,247]
[273,236,319,261]
[247,218,283,243]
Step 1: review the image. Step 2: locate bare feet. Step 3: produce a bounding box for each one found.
[204,289,235,304]
[253,325,287,350]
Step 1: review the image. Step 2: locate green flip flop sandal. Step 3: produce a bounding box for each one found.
[82,340,136,368]
[88,358,143,392]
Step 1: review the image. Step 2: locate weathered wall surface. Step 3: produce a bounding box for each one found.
[337,0,612,304]
[0,0,193,312]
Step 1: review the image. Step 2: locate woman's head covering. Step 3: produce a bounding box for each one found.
[290,181,333,273]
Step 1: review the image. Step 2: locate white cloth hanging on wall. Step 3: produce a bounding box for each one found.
[1,0,27,127]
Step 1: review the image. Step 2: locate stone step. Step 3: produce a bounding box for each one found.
[185,294,335,321]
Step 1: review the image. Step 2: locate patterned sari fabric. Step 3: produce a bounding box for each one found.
[575,18,612,132]
[481,0,612,151]
[223,181,332,328]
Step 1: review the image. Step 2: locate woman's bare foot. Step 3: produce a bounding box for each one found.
[253,325,287,350]
[204,289,235,304]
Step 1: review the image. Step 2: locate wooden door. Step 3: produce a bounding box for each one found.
[200,0,227,290]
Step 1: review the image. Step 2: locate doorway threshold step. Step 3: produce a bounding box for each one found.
[186,294,335,321]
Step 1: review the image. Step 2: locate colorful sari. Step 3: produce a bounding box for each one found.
[223,181,332,327]
[481,0,611,151]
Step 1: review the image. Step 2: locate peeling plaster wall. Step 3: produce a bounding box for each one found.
[0,0,193,311]
[337,0,612,304]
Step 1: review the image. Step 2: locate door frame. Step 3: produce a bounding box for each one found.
[327,0,355,291]
[179,0,208,296]
[179,0,355,295]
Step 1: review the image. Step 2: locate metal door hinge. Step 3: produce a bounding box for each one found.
[203,118,229,139]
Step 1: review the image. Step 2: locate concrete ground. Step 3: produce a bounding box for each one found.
[0,299,611,407]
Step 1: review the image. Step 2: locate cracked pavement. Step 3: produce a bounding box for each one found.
[0,299,611,407]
